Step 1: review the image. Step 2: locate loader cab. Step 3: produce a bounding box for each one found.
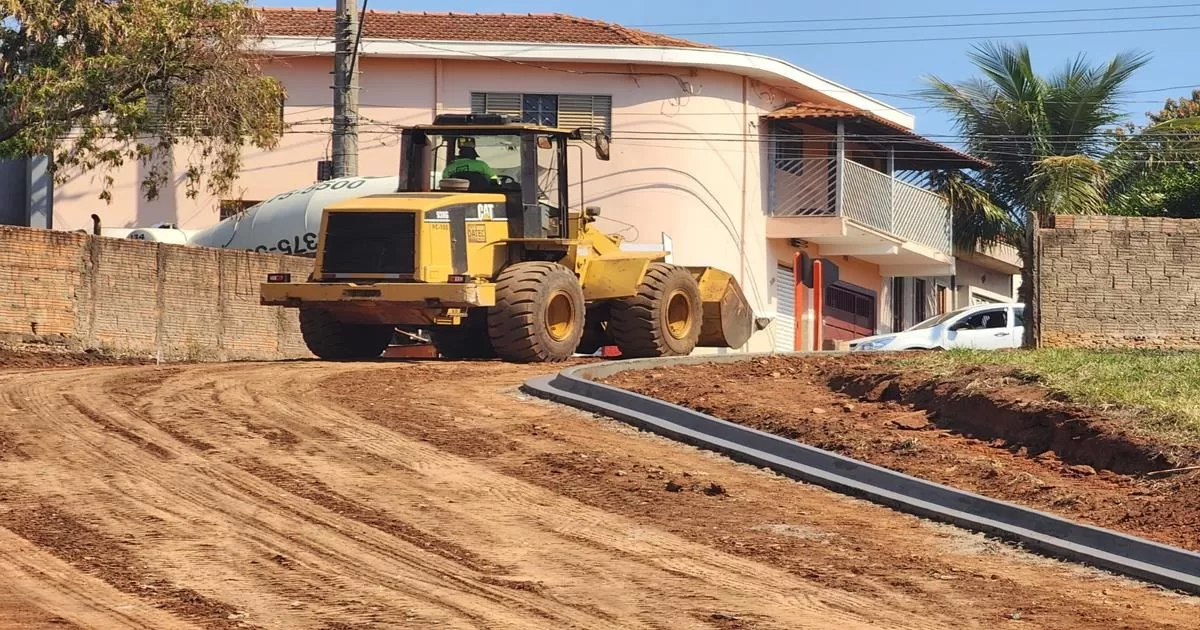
[398,114,609,241]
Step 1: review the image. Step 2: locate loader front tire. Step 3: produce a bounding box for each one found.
[488,262,585,363]
[299,308,394,360]
[610,263,702,358]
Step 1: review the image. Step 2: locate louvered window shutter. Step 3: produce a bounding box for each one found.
[470,92,522,119]
[558,94,612,133]
[471,92,611,132]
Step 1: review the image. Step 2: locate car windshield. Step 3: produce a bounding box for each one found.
[906,306,975,331]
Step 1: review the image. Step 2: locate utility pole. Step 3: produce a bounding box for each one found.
[331,0,359,178]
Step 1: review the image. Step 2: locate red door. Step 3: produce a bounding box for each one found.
[823,283,876,343]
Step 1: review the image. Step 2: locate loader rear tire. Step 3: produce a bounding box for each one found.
[299,308,394,360]
[432,309,496,359]
[488,262,584,363]
[610,263,702,358]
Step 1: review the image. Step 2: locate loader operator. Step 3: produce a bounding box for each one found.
[442,142,500,185]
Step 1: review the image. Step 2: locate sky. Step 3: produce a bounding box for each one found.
[255,0,1200,144]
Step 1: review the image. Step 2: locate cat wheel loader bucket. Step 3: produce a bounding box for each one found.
[687,267,754,350]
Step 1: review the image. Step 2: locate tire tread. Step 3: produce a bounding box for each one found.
[299,308,393,360]
[487,262,584,363]
[609,263,701,358]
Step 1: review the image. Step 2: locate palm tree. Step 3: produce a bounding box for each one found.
[922,42,1151,246]
[922,42,1152,347]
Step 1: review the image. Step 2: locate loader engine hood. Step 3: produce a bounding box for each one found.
[314,192,508,283]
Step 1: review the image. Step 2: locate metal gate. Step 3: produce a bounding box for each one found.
[824,282,876,342]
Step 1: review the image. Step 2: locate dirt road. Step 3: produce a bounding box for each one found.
[0,360,1195,629]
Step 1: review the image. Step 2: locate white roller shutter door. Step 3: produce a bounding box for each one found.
[775,265,796,352]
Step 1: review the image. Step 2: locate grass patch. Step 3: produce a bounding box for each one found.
[890,348,1200,443]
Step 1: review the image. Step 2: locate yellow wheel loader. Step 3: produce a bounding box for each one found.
[260,114,758,363]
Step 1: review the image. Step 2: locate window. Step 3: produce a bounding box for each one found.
[914,278,927,322]
[891,277,904,332]
[148,92,286,133]
[522,94,558,126]
[429,133,524,190]
[219,199,261,220]
[1014,306,1025,327]
[471,92,612,132]
[959,308,1008,330]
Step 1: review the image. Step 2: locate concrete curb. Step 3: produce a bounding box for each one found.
[523,354,1200,595]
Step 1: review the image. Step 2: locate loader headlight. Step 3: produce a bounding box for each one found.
[266,273,291,283]
[853,336,895,352]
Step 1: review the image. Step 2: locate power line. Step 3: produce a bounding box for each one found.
[300,117,1200,143]
[364,38,1200,111]
[635,2,1200,28]
[312,32,1200,121]
[57,127,1200,165]
[669,11,1200,37]
[724,24,1200,48]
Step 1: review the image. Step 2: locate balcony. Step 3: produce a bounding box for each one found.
[761,103,990,277]
[766,156,955,275]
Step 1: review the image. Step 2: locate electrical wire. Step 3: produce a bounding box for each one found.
[634,2,1200,27]
[285,118,1200,143]
[396,39,692,92]
[668,11,1200,37]
[57,117,1200,150]
[265,34,1200,119]
[723,24,1200,48]
[346,0,369,79]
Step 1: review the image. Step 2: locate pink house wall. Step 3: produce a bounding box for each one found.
[51,54,822,352]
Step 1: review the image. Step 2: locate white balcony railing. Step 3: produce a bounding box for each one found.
[768,157,952,255]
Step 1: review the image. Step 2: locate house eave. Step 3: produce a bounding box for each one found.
[255,36,915,129]
[766,216,955,276]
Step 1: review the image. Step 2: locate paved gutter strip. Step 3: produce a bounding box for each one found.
[522,354,1200,595]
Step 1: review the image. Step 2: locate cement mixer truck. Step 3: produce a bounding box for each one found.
[123,175,402,253]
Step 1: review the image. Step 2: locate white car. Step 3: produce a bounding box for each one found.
[849,303,1026,352]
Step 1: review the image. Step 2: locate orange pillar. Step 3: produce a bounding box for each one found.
[792,252,805,351]
[812,259,824,352]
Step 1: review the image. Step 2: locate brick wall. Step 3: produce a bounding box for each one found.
[0,226,313,360]
[1037,215,1200,349]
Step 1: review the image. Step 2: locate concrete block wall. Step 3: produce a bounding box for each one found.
[0,226,313,360]
[1038,215,1200,349]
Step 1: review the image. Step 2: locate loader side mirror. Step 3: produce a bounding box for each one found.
[536,135,552,150]
[594,131,611,161]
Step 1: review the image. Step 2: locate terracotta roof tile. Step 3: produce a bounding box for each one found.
[258,8,709,49]
[766,101,991,169]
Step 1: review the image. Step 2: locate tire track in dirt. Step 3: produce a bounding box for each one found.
[0,504,246,629]
[128,363,909,629]
[1,369,588,628]
[261,370,921,628]
[3,359,1197,628]
[0,362,922,630]
[0,524,201,630]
